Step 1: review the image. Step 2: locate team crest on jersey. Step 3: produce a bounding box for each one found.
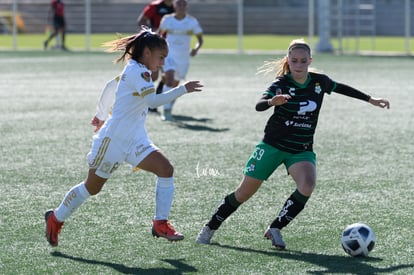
[314,83,321,94]
[141,71,151,82]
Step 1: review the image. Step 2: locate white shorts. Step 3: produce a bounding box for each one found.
[164,55,190,81]
[87,134,158,179]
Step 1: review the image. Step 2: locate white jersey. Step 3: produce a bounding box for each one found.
[159,14,203,60]
[89,59,188,178]
[96,60,155,150]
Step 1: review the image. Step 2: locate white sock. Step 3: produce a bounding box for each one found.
[162,85,175,111]
[55,181,90,222]
[154,177,175,220]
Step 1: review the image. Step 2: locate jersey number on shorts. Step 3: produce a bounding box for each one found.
[252,148,265,160]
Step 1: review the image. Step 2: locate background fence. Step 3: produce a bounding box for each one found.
[0,0,412,35]
[0,0,412,53]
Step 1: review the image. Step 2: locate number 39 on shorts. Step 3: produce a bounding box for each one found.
[252,147,265,160]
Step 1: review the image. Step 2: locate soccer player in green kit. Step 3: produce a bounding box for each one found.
[196,38,390,249]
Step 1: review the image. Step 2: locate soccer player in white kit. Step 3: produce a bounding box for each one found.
[158,0,203,120]
[45,28,203,246]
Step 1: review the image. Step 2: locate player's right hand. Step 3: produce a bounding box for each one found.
[90,116,105,132]
[269,94,291,106]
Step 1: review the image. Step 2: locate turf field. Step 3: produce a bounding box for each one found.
[0,49,413,274]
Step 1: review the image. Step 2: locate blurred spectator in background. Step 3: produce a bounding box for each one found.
[43,0,67,51]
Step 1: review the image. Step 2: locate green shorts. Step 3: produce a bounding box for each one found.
[243,141,316,181]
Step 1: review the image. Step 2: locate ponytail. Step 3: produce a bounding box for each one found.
[257,38,311,79]
[103,26,168,64]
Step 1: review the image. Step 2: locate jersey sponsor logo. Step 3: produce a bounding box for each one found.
[141,71,151,82]
[288,88,296,96]
[135,144,152,158]
[285,120,312,128]
[298,100,317,115]
[293,115,310,120]
[293,122,312,128]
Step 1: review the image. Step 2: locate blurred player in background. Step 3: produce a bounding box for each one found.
[137,0,174,31]
[43,0,67,50]
[137,0,175,113]
[158,0,203,120]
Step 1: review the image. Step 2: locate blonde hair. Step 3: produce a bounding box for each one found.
[258,38,312,78]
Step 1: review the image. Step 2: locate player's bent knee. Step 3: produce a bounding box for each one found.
[157,163,174,178]
[297,181,315,196]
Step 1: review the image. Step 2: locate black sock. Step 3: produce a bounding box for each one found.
[207,192,241,230]
[270,189,309,229]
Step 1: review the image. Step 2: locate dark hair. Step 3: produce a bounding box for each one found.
[103,26,168,64]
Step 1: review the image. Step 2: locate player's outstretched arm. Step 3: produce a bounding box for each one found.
[144,81,203,108]
[368,97,390,109]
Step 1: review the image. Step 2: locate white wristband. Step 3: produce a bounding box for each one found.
[267,99,273,106]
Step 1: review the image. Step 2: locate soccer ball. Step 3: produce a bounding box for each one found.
[341,223,376,257]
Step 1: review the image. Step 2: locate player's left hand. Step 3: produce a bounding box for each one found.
[184,80,203,93]
[369,97,390,109]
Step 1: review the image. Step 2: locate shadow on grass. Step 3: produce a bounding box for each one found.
[169,114,230,132]
[51,251,197,274]
[211,243,414,274]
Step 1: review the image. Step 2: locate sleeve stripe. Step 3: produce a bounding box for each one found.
[138,88,155,97]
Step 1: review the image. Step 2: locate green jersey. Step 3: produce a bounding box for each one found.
[257,72,369,154]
